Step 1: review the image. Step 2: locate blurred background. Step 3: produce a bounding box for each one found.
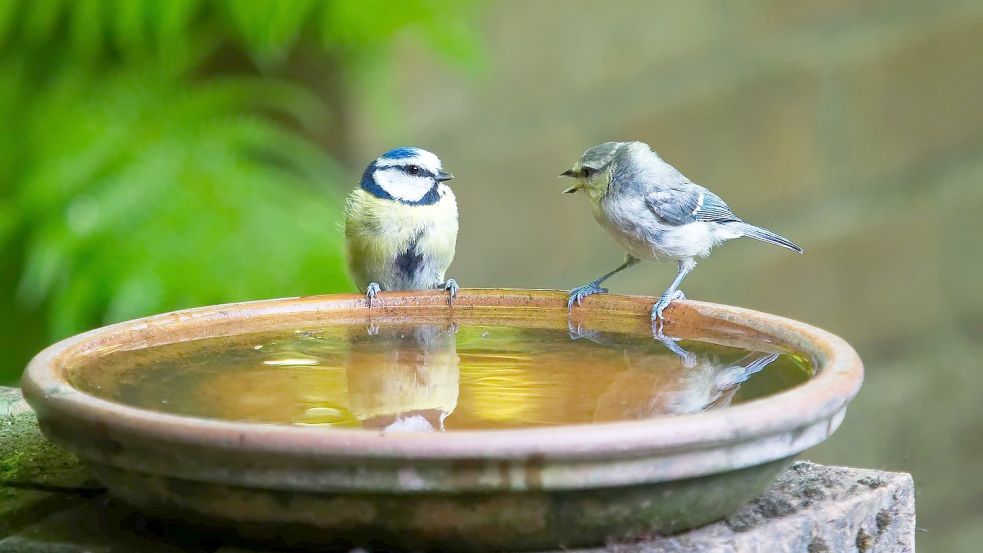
[1,1,980,550]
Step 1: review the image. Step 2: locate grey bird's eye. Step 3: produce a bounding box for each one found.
[407,165,421,175]
[582,167,595,178]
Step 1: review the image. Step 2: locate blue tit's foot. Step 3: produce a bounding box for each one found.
[366,323,380,336]
[366,282,381,308]
[567,319,619,346]
[567,320,596,341]
[567,280,608,310]
[651,289,686,333]
[440,279,459,306]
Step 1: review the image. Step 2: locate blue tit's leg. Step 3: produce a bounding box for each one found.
[439,278,459,306]
[652,258,696,331]
[366,282,381,308]
[568,255,639,309]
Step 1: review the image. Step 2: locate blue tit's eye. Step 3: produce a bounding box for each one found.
[582,167,595,178]
[407,165,421,175]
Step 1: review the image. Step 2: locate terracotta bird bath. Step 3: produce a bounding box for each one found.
[21,289,863,551]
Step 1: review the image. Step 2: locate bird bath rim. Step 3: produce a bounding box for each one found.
[21,289,863,488]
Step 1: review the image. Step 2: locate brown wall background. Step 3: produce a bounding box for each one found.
[349,1,983,550]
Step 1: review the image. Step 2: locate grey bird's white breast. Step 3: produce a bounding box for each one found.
[595,194,720,261]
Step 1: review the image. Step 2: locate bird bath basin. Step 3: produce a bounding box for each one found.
[21,289,862,551]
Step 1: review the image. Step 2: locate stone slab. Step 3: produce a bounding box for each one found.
[569,461,915,553]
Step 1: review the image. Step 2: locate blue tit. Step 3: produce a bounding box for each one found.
[345,147,459,306]
[560,141,802,328]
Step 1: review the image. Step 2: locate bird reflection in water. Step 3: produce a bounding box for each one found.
[80,319,798,428]
[567,320,779,418]
[348,320,778,431]
[346,324,460,432]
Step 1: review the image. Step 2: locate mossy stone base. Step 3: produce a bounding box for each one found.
[0,387,98,538]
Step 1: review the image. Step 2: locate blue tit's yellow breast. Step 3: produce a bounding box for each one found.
[344,187,458,290]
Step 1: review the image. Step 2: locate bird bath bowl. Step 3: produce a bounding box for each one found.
[21,289,862,551]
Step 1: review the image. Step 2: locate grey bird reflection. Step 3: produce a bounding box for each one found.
[568,321,779,417]
[346,323,460,432]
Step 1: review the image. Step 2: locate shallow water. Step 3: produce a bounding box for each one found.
[70,322,813,431]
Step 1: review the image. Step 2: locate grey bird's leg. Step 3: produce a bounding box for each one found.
[439,278,459,306]
[568,255,640,309]
[366,282,381,308]
[652,258,696,332]
[652,329,697,368]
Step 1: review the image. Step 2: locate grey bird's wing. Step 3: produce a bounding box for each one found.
[644,184,740,226]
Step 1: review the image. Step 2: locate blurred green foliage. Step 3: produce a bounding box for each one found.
[0,0,481,383]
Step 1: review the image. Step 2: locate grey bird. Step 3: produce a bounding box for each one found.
[560,141,802,328]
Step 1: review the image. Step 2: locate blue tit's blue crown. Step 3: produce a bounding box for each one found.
[380,146,423,160]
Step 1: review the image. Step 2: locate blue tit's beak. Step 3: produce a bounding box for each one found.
[559,169,576,177]
[435,169,454,182]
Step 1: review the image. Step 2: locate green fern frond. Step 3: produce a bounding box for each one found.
[12,72,352,336]
[0,0,484,383]
[221,0,317,67]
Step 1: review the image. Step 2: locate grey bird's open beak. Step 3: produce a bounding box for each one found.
[435,169,454,182]
[560,169,583,193]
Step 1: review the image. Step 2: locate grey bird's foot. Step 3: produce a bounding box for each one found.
[366,282,381,308]
[651,289,686,333]
[440,279,459,306]
[567,280,608,310]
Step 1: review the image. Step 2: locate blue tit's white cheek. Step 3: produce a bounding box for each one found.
[374,168,434,202]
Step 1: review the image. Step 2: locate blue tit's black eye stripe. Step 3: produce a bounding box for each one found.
[397,164,435,178]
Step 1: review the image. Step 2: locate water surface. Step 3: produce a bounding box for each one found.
[70,322,813,431]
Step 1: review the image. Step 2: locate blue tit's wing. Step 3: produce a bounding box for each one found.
[645,184,740,226]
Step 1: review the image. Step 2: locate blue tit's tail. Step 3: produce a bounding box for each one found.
[728,222,803,253]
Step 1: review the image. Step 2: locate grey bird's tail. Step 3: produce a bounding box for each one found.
[728,222,803,253]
